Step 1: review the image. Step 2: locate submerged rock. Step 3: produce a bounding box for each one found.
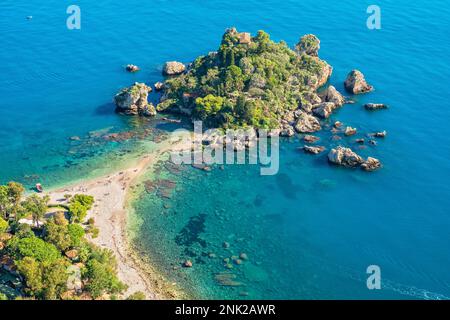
[294,111,321,133]
[303,134,320,143]
[114,82,155,116]
[364,103,388,110]
[214,272,242,287]
[239,253,248,260]
[328,146,364,168]
[183,260,193,268]
[361,157,382,171]
[163,61,186,75]
[344,70,374,94]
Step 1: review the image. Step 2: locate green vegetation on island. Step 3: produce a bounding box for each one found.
[157,28,331,129]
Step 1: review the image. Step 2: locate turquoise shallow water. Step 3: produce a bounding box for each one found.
[1,0,450,299]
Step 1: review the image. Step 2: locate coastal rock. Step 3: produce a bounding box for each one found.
[140,103,157,117]
[371,130,387,138]
[299,91,322,112]
[302,145,326,154]
[344,70,374,94]
[355,138,365,144]
[280,110,296,124]
[295,34,320,57]
[154,82,165,91]
[312,102,336,119]
[294,111,321,133]
[163,61,186,76]
[328,146,364,168]
[316,61,333,88]
[344,126,357,136]
[334,121,343,128]
[114,82,155,116]
[364,103,388,110]
[126,64,140,72]
[321,86,345,107]
[361,157,382,171]
[280,125,295,137]
[303,135,320,143]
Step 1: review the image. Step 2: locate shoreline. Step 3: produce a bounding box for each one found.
[47,135,191,299]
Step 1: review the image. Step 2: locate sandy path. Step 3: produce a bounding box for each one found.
[47,135,190,299]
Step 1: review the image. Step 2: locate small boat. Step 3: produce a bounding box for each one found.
[35,183,43,193]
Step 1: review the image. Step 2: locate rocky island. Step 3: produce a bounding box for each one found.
[114,28,385,171]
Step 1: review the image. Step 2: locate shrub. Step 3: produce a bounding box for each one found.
[67,223,85,247]
[44,219,71,251]
[71,194,94,210]
[0,216,8,233]
[127,291,146,300]
[10,236,61,263]
[69,202,87,223]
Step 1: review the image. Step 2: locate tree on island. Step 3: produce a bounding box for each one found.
[22,194,49,227]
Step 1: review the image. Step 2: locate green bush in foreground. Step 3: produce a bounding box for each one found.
[0,182,125,300]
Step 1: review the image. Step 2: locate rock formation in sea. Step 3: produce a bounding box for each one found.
[294,111,321,133]
[126,64,140,72]
[114,82,156,116]
[312,102,336,119]
[344,126,357,136]
[302,145,326,154]
[361,157,382,171]
[320,85,345,107]
[344,70,374,94]
[328,146,364,167]
[328,146,382,171]
[154,82,165,91]
[163,61,186,75]
[364,103,388,110]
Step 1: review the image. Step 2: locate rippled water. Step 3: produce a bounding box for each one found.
[1,0,449,299]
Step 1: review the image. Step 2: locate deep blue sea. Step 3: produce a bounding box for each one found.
[1,0,449,299]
